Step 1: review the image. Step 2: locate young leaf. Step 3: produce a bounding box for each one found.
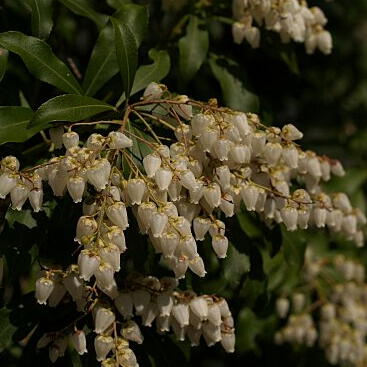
[209,56,259,112]
[178,16,209,82]
[29,94,116,127]
[0,107,41,144]
[82,25,119,96]
[0,31,82,94]
[113,3,149,46]
[0,48,8,82]
[57,0,108,30]
[111,17,138,101]
[28,0,54,40]
[131,49,170,96]
[116,49,170,106]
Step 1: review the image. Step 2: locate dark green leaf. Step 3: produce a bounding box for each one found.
[107,0,131,9]
[209,56,259,112]
[0,308,17,352]
[0,47,8,82]
[111,17,138,100]
[0,31,82,94]
[57,0,108,29]
[113,3,149,46]
[83,25,119,96]
[178,16,209,82]
[223,243,250,286]
[30,94,116,127]
[28,0,54,40]
[116,49,170,106]
[237,211,262,238]
[282,229,306,272]
[131,49,170,95]
[0,106,42,144]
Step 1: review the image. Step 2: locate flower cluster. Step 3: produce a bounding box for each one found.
[1,82,364,364]
[36,274,235,364]
[232,0,332,54]
[275,250,367,366]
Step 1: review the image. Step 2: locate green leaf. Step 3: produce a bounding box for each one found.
[178,16,209,82]
[0,48,8,82]
[107,0,132,9]
[223,243,250,286]
[111,17,138,101]
[237,211,262,238]
[282,229,307,272]
[209,56,259,112]
[131,49,170,95]
[28,0,54,40]
[57,0,108,29]
[82,25,119,96]
[0,308,17,352]
[0,31,82,94]
[116,49,170,106]
[30,94,116,127]
[113,3,149,46]
[0,106,42,145]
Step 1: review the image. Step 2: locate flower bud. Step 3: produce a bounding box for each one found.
[190,296,208,321]
[126,178,146,205]
[203,183,222,208]
[143,82,165,100]
[67,176,85,203]
[188,255,206,277]
[172,303,190,327]
[161,231,179,256]
[203,322,222,345]
[87,158,111,191]
[213,138,231,161]
[106,202,129,229]
[212,234,228,258]
[35,277,54,305]
[143,153,161,178]
[75,216,98,244]
[10,182,29,210]
[99,244,121,271]
[62,131,79,149]
[280,206,298,231]
[121,320,144,344]
[94,335,114,362]
[95,263,115,290]
[103,226,126,252]
[29,188,43,212]
[157,292,174,317]
[150,212,168,238]
[221,332,235,353]
[78,250,100,281]
[232,22,247,44]
[208,303,222,326]
[49,337,67,363]
[63,273,84,301]
[0,173,18,199]
[48,282,67,307]
[193,217,211,241]
[94,308,115,334]
[70,330,87,355]
[155,167,173,191]
[241,184,259,211]
[108,131,133,149]
[191,113,214,136]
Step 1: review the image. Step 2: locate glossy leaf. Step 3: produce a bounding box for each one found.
[28,0,53,40]
[113,3,149,46]
[209,57,259,112]
[178,16,209,82]
[0,106,42,145]
[0,48,8,82]
[57,0,108,29]
[82,25,119,96]
[0,31,82,94]
[282,229,306,272]
[107,0,132,9]
[116,49,170,106]
[30,94,116,127]
[111,17,138,101]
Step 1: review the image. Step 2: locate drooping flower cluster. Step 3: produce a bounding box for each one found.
[232,0,333,54]
[1,82,364,364]
[275,250,367,366]
[36,274,235,364]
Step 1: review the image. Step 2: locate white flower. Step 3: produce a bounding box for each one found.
[94,308,115,334]
[70,330,87,355]
[108,131,133,149]
[35,277,54,305]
